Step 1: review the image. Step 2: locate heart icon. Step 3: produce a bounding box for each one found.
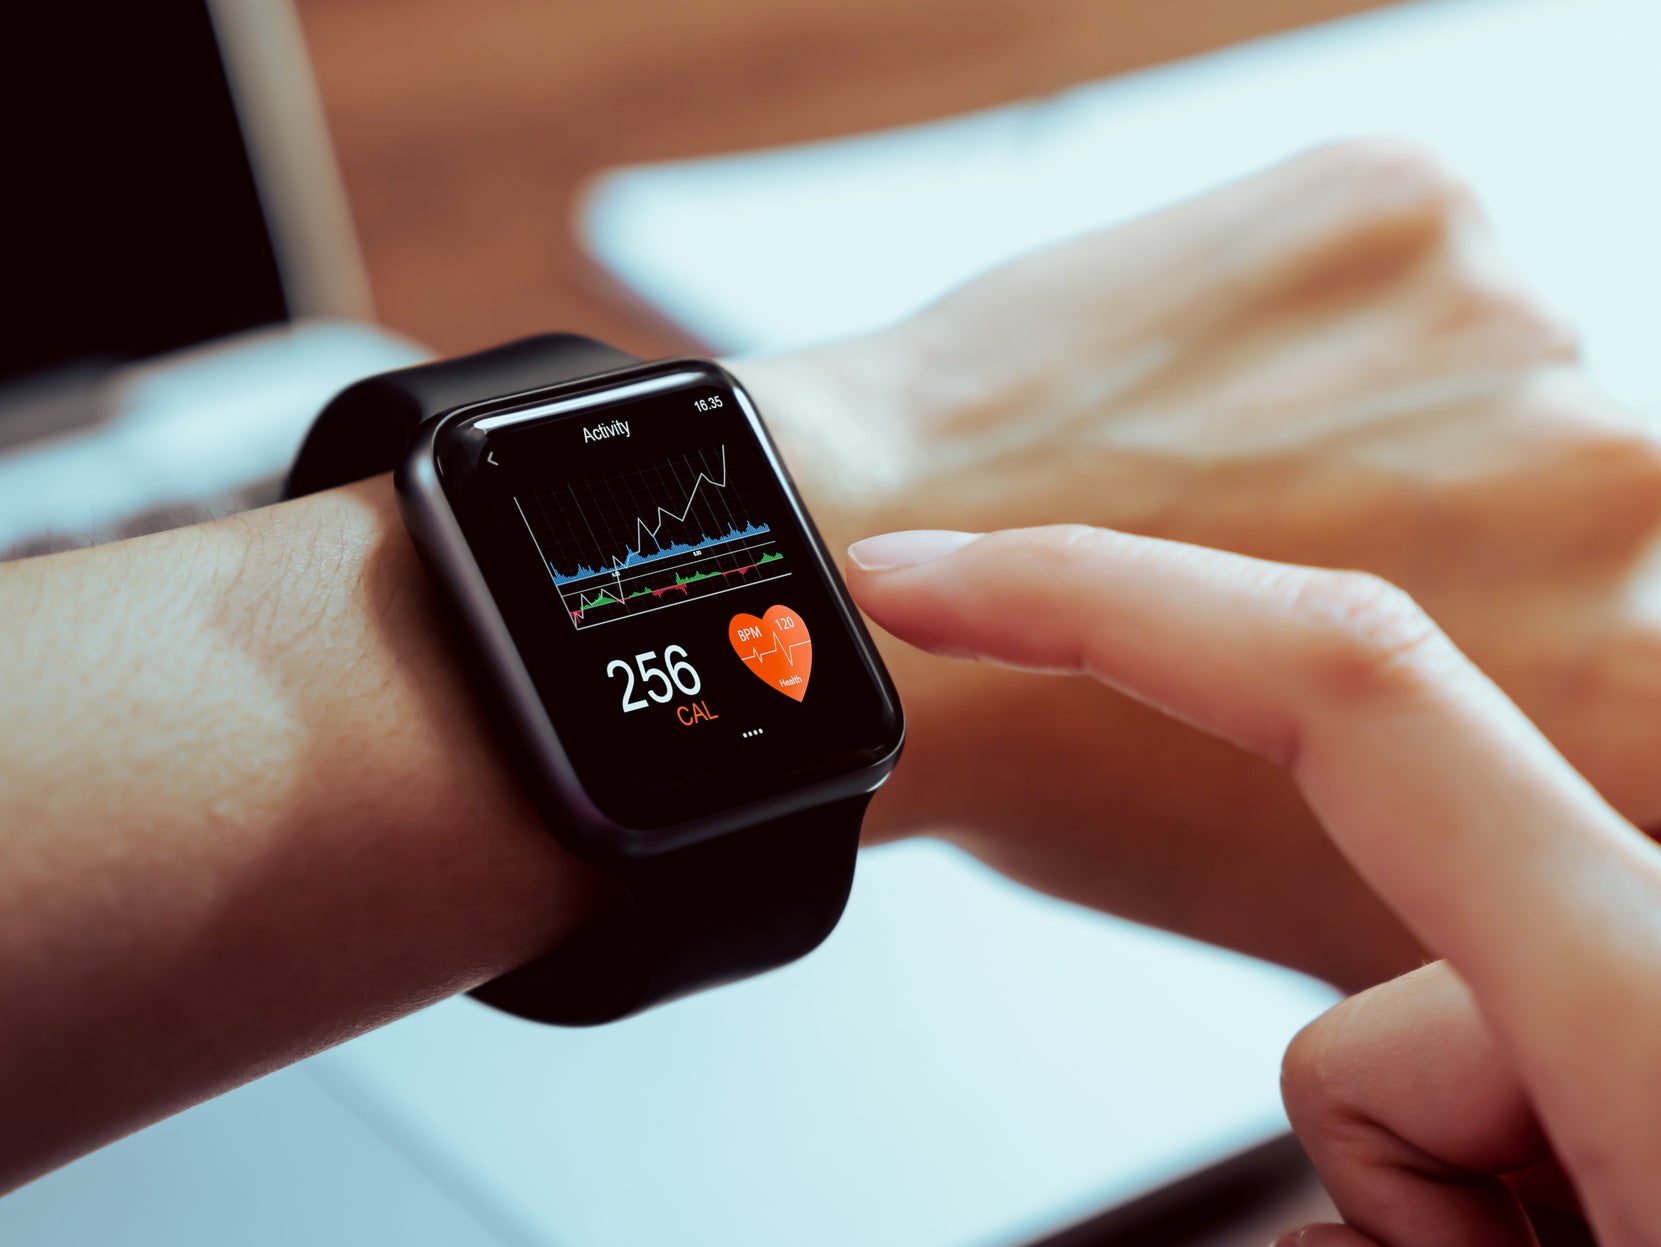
[728,605,813,702]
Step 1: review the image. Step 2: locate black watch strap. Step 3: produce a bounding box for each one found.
[476,796,863,1024]
[284,334,867,1025]
[286,333,639,496]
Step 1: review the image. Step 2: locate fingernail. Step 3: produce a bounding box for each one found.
[848,530,981,572]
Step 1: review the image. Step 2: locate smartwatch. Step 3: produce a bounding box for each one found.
[285,335,903,1025]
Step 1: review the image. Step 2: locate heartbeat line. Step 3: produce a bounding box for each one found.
[739,627,811,668]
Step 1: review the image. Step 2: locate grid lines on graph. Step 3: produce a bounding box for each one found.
[514,443,791,630]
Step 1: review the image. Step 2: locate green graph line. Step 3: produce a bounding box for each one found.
[586,552,788,611]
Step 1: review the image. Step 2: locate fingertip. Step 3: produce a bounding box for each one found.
[846,530,982,574]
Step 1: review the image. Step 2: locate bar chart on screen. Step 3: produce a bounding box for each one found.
[514,444,791,629]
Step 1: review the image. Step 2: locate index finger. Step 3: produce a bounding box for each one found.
[848,527,1661,1142]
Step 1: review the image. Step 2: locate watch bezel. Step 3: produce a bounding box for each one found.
[393,357,904,864]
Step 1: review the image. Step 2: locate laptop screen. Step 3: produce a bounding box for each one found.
[1,1,288,392]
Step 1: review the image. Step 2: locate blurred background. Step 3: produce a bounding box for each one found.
[2,0,1655,1243]
[295,0,1401,357]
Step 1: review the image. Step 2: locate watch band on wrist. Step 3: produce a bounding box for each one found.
[285,334,868,1025]
[286,334,640,497]
[475,796,864,1025]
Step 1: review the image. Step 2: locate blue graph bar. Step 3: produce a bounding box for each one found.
[551,521,771,584]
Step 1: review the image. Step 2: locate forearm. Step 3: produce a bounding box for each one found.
[0,477,599,1189]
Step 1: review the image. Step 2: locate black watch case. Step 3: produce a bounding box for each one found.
[393,358,904,865]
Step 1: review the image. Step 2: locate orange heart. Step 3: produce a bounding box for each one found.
[728,605,813,702]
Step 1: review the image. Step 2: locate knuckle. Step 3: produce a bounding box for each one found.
[1522,299,1581,360]
[1623,425,1661,483]
[1281,981,1429,1154]
[1300,140,1580,363]
[1051,523,1109,551]
[1305,137,1480,222]
[1287,570,1447,704]
[1580,422,1661,515]
[1273,139,1495,309]
[1279,1014,1332,1130]
[1576,610,1661,824]
[1518,377,1661,540]
[1046,523,1137,570]
[1590,421,1661,495]
[1441,270,1582,362]
[1279,1007,1369,1146]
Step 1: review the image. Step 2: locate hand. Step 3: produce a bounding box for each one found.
[847,524,1661,1246]
[738,140,1661,989]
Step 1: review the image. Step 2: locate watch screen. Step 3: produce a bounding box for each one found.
[435,365,902,830]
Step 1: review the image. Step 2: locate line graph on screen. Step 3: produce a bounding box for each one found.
[514,444,791,629]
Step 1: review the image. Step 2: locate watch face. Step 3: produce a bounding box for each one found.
[430,363,902,833]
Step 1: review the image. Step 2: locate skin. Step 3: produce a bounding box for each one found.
[0,481,598,1189]
[846,523,1661,1245]
[750,138,1661,987]
[2,140,1660,1192]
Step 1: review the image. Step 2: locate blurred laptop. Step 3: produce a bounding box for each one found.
[0,0,421,558]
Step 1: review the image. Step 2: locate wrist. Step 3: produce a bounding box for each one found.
[724,333,927,556]
[246,475,606,984]
[0,476,603,1187]
[725,342,1009,847]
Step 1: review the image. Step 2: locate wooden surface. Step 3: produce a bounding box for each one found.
[293,0,1405,359]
